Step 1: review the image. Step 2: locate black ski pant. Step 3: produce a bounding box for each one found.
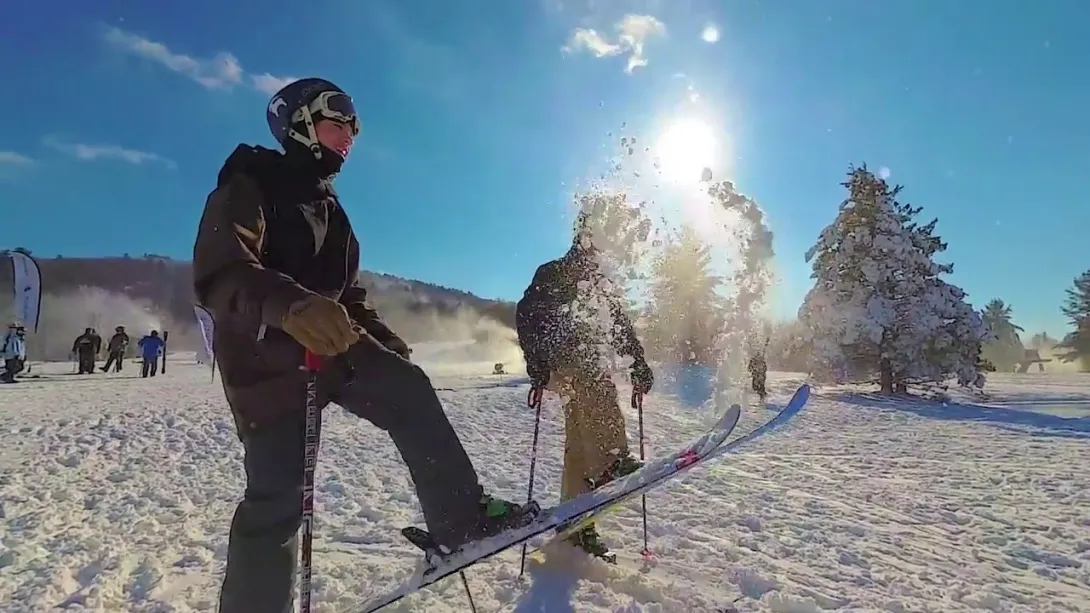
[141,357,158,377]
[218,334,482,613]
[751,372,767,397]
[2,357,24,382]
[77,351,95,374]
[102,350,124,372]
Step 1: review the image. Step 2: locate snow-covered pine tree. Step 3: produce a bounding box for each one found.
[799,165,988,393]
[980,299,1026,372]
[1056,269,1090,370]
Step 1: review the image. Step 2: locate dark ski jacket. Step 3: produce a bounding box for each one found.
[192,144,406,425]
[515,246,644,374]
[748,354,767,377]
[72,332,101,356]
[107,332,130,353]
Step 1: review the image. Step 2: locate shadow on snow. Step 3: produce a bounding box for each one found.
[514,559,580,613]
[832,391,1090,439]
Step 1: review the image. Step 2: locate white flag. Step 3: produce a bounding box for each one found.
[193,304,215,367]
[10,252,42,333]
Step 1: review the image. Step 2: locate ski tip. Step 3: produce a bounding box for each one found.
[794,384,811,405]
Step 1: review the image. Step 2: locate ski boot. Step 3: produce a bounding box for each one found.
[585,452,644,489]
[567,523,617,563]
[449,493,540,550]
[404,493,540,566]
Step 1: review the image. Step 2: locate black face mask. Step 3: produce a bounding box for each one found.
[283,139,345,178]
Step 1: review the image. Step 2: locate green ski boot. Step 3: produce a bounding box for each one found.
[567,523,617,563]
[586,452,644,489]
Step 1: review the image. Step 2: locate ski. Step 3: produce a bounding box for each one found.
[356,403,744,613]
[356,385,811,612]
[542,402,743,547]
[535,383,811,554]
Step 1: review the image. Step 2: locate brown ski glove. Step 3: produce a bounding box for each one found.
[281,295,360,356]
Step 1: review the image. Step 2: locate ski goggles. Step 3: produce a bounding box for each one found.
[300,90,361,137]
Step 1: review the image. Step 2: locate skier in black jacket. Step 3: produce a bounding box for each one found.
[101,326,130,372]
[71,328,101,374]
[515,214,654,557]
[192,77,537,613]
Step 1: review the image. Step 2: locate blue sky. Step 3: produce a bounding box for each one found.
[1,0,1087,337]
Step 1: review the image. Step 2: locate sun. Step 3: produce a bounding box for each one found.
[654,117,718,184]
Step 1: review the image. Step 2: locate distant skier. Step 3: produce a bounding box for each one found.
[748,348,768,402]
[1,322,27,383]
[515,214,654,558]
[191,77,536,613]
[101,326,130,373]
[71,327,101,374]
[137,330,165,378]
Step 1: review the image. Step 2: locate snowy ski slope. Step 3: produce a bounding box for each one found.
[0,352,1088,612]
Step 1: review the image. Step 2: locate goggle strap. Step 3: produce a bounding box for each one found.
[287,105,323,159]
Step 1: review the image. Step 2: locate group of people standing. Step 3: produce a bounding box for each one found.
[71,326,167,378]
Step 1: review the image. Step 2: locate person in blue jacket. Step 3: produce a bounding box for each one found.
[137,330,165,378]
[1,322,28,383]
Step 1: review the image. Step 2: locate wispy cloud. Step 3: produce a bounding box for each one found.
[250,73,298,96]
[103,27,296,95]
[562,14,666,74]
[43,137,176,169]
[0,151,34,166]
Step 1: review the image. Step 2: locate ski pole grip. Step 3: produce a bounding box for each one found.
[303,350,324,373]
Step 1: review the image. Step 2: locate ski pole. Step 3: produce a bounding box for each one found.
[518,386,544,579]
[300,350,323,613]
[633,391,650,559]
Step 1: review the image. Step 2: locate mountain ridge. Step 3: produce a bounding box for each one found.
[0,251,518,343]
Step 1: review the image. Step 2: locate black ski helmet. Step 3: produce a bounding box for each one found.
[266,78,355,163]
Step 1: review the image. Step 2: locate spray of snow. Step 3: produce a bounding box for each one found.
[568,126,776,408]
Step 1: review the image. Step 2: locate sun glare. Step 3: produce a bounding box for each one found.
[654,117,718,185]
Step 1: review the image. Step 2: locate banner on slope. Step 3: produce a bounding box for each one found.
[193,304,215,373]
[10,251,42,333]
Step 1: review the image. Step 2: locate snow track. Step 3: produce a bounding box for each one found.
[1,357,1088,612]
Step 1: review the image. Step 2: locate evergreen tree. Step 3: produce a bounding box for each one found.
[980,299,1025,372]
[1056,269,1090,369]
[800,165,987,393]
[643,225,727,365]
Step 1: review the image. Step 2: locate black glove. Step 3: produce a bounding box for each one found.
[631,358,653,395]
[526,358,550,389]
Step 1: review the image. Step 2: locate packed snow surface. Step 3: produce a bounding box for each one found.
[1,352,1088,612]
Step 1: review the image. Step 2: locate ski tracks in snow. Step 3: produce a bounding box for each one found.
[1,359,1088,612]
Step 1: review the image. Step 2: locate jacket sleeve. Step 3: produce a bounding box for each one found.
[608,299,645,361]
[192,173,315,328]
[340,280,407,350]
[515,263,558,367]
